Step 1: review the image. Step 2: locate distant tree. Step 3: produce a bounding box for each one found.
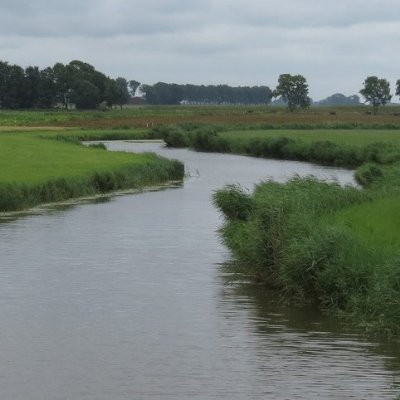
[70,80,100,109]
[273,74,311,112]
[115,77,130,109]
[316,93,360,106]
[53,62,74,109]
[37,67,57,108]
[0,62,26,109]
[129,80,141,97]
[22,66,41,108]
[142,82,183,105]
[103,79,120,109]
[143,82,272,105]
[360,76,391,114]
[395,79,400,102]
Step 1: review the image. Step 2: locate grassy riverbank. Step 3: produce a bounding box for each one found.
[158,124,400,168]
[213,163,400,335]
[144,113,400,334]
[0,131,183,212]
[3,106,400,334]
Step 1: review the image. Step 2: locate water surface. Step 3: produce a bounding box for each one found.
[0,142,399,399]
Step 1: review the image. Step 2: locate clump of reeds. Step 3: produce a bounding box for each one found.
[0,156,183,212]
[213,177,400,334]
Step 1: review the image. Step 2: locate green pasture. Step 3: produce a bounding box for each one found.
[336,195,400,251]
[0,133,156,185]
[219,129,400,147]
[37,128,150,141]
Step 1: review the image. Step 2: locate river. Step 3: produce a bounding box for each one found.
[0,141,399,399]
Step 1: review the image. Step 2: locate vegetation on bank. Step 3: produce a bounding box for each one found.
[213,163,400,335]
[2,105,400,335]
[0,132,183,212]
[156,124,400,168]
[145,115,400,335]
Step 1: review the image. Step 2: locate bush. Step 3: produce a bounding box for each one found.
[355,163,384,186]
[191,130,230,152]
[213,184,253,220]
[213,177,394,328]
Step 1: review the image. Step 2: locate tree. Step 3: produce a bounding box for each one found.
[0,62,25,109]
[37,67,57,108]
[22,66,41,108]
[70,79,100,109]
[103,78,120,109]
[53,62,74,109]
[273,74,311,112]
[395,79,400,102]
[115,77,130,109]
[316,93,360,106]
[359,76,391,115]
[129,80,141,97]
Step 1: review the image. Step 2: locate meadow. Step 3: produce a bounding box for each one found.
[0,129,183,212]
[2,104,400,129]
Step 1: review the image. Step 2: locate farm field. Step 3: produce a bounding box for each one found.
[2,104,400,129]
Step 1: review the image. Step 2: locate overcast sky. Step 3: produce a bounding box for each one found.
[1,0,400,100]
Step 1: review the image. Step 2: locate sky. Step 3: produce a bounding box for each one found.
[1,0,400,101]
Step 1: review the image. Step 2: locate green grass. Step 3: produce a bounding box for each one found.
[213,177,400,334]
[219,129,400,147]
[37,128,151,141]
[336,195,400,251]
[3,108,400,334]
[0,133,155,185]
[211,127,400,335]
[0,130,184,211]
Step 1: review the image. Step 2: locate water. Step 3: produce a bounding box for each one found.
[0,142,399,399]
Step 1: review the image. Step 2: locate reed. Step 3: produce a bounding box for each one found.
[213,165,400,334]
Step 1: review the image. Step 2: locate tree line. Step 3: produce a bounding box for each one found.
[0,60,138,110]
[0,59,273,109]
[0,59,399,113]
[142,82,272,105]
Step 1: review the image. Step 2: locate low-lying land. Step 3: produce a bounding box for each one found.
[2,104,400,129]
[2,105,400,335]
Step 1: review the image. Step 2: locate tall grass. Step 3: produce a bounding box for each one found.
[0,156,183,212]
[213,177,400,334]
[155,124,400,168]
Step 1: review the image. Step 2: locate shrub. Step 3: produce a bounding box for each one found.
[213,184,253,220]
[355,163,384,186]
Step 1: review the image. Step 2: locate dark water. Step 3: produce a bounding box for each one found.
[0,142,399,399]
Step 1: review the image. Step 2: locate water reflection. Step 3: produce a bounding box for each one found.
[0,142,399,399]
[218,278,400,398]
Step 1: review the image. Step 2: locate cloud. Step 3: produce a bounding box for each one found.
[1,0,400,99]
